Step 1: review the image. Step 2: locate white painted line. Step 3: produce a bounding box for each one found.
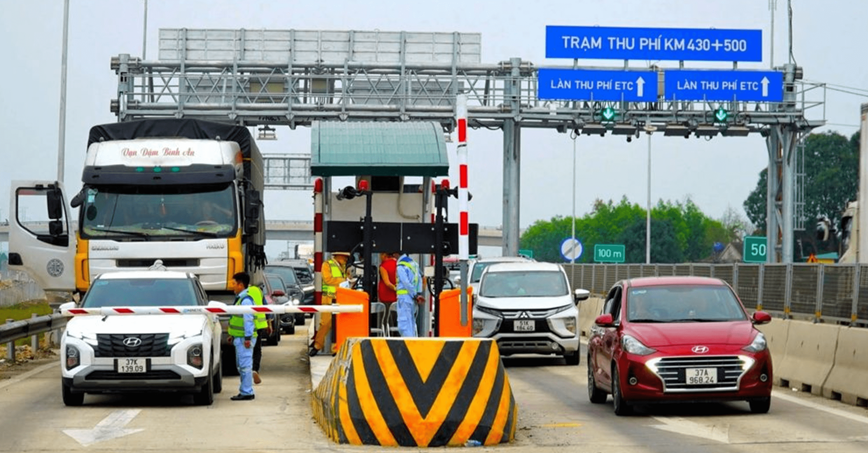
[64,409,144,446]
[772,389,868,425]
[650,416,731,443]
[0,360,59,391]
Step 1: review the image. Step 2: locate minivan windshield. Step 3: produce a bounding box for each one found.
[480,271,568,298]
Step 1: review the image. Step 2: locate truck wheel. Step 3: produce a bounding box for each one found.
[62,382,84,406]
[222,348,237,376]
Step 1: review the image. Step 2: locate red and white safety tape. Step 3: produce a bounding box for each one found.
[61,304,363,317]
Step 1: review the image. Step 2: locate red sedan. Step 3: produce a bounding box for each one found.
[587,276,773,415]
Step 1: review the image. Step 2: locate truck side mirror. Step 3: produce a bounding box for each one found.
[49,220,64,236]
[244,188,262,235]
[47,186,64,220]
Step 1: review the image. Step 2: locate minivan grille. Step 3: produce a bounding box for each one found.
[651,355,747,392]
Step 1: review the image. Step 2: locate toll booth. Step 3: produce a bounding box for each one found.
[309,121,477,348]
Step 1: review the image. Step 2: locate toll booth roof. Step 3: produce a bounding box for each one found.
[310,121,449,177]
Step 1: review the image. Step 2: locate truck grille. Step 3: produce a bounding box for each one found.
[116,259,199,267]
[652,355,747,392]
[95,334,171,357]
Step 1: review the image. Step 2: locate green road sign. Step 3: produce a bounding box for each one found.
[594,244,625,263]
[518,249,534,259]
[714,107,729,122]
[601,107,616,121]
[743,236,767,263]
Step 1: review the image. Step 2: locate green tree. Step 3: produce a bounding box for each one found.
[520,196,734,263]
[617,217,683,263]
[744,131,858,234]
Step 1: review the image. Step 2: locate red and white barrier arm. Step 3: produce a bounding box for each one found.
[61,303,363,317]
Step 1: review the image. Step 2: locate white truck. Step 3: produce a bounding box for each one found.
[838,102,868,263]
[9,118,267,298]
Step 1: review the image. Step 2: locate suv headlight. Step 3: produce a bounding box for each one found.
[563,316,577,334]
[65,345,80,370]
[622,334,656,356]
[742,332,767,352]
[187,343,205,369]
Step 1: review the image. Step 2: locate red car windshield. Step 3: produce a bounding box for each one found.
[626,285,747,323]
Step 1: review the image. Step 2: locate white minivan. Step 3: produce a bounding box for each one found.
[471,262,589,365]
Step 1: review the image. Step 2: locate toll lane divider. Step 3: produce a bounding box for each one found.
[772,321,839,396]
[821,327,868,405]
[755,318,790,385]
[312,337,516,447]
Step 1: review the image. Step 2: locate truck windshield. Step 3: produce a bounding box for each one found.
[80,184,237,239]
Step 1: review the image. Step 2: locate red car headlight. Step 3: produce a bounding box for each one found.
[622,334,656,356]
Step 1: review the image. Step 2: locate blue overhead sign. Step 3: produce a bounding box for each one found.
[664,70,784,102]
[546,26,762,62]
[538,68,657,102]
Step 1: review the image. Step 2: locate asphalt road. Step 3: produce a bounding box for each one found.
[1,330,868,452]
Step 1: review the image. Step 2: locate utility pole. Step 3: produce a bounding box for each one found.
[57,0,70,182]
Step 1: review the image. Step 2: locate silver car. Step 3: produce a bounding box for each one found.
[472,262,589,365]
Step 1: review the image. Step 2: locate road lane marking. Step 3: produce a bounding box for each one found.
[64,409,144,446]
[650,416,731,443]
[772,389,868,425]
[0,361,58,391]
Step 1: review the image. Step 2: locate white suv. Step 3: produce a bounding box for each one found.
[472,262,589,365]
[59,270,222,406]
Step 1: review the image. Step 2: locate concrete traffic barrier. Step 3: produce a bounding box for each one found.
[312,337,516,447]
[579,297,604,338]
[774,321,839,396]
[756,318,790,386]
[822,327,868,406]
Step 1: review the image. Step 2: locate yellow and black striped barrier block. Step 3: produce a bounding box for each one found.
[312,337,517,447]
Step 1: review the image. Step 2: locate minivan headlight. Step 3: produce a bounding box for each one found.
[743,332,767,352]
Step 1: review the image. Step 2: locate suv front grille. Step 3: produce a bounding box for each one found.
[652,355,747,392]
[95,334,171,357]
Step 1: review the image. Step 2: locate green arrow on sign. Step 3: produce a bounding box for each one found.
[714,107,728,122]
[601,107,616,121]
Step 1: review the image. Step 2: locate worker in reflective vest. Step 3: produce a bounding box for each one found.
[228,272,256,400]
[246,284,270,385]
[310,252,351,356]
[395,253,423,337]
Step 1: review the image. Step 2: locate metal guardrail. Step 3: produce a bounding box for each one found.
[1,314,67,361]
[564,263,868,326]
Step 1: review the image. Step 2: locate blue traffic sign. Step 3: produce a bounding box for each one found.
[546,26,762,62]
[664,70,784,102]
[538,68,657,102]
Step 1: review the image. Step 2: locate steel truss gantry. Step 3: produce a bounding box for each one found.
[111,29,826,262]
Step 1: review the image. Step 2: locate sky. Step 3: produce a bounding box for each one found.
[1,0,866,259]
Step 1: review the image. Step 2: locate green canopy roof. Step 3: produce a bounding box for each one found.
[310,121,449,177]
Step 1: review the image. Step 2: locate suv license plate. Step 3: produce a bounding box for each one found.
[514,320,535,332]
[685,367,717,384]
[117,358,147,374]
